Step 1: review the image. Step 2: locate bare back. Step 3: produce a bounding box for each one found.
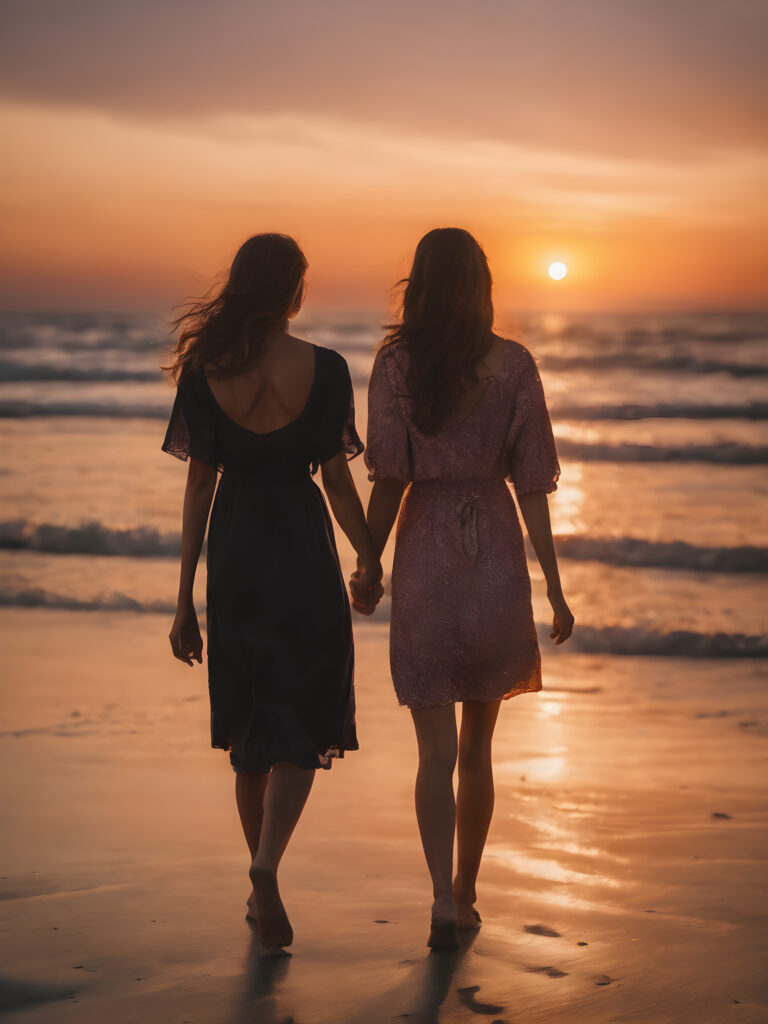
[204,334,316,435]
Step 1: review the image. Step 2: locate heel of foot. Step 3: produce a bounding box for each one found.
[456,903,482,929]
[248,861,293,948]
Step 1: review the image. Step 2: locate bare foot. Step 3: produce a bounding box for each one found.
[428,896,459,951]
[454,881,481,929]
[249,856,293,948]
[456,903,482,930]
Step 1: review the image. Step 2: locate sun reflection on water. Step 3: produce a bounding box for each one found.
[548,462,584,536]
[538,700,562,717]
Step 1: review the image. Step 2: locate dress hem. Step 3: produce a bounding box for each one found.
[214,740,360,774]
[395,677,542,711]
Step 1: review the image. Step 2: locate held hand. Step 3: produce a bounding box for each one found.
[349,564,384,616]
[169,606,203,665]
[549,593,574,646]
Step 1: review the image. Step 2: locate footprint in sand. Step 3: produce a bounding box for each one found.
[456,985,505,1014]
[524,924,561,937]
[525,965,568,979]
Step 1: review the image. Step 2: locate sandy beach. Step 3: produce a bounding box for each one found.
[1,606,766,1023]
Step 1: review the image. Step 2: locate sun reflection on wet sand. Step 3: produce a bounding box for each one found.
[538,699,563,717]
[484,847,625,888]
[537,840,632,863]
[497,755,568,782]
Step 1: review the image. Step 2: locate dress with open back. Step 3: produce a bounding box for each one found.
[365,339,561,709]
[162,344,363,772]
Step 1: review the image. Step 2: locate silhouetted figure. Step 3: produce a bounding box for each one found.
[355,228,574,950]
[162,233,381,952]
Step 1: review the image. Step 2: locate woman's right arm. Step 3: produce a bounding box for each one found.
[517,490,574,645]
[366,477,406,559]
[169,457,217,665]
[346,476,405,614]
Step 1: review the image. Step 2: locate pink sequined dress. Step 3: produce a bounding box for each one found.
[365,339,561,709]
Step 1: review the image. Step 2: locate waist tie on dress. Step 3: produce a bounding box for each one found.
[411,478,502,563]
[458,492,483,562]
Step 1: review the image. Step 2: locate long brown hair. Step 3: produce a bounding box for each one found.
[384,227,494,434]
[163,233,308,381]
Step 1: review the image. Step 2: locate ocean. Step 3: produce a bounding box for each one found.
[1,309,767,659]
[2,310,767,1023]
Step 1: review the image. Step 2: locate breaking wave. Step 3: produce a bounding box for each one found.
[541,623,768,658]
[548,535,768,573]
[0,361,159,383]
[0,520,182,557]
[551,401,768,421]
[539,353,768,376]
[3,519,766,573]
[556,439,768,464]
[0,587,178,614]
[0,400,167,419]
[2,584,764,658]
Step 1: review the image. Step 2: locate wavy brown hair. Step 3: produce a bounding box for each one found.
[384,227,494,434]
[163,233,308,382]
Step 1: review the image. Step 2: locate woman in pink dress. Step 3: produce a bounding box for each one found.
[355,228,574,950]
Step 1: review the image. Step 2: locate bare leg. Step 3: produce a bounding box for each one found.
[236,771,270,858]
[235,771,270,919]
[410,703,459,950]
[249,762,315,948]
[454,699,501,928]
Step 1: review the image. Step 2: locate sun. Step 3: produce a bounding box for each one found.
[548,261,567,281]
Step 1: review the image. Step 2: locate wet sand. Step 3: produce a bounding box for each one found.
[1,608,767,1023]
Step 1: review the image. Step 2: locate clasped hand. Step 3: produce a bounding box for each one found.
[349,564,384,616]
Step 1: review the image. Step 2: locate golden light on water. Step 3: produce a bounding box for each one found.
[548,261,568,280]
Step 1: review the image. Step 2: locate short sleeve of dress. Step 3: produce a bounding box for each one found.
[505,350,560,497]
[364,348,411,484]
[161,368,220,470]
[314,351,365,469]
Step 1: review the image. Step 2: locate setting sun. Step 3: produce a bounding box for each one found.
[548,261,568,281]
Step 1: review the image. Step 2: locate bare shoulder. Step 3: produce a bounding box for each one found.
[281,333,316,361]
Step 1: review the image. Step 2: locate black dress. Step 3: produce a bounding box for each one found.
[161,344,363,773]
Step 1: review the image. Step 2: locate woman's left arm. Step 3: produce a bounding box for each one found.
[169,457,217,665]
[517,490,574,645]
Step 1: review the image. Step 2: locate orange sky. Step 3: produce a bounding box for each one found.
[1,1,766,312]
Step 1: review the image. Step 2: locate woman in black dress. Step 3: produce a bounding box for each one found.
[161,233,381,951]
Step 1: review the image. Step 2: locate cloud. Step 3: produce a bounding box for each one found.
[1,0,766,159]
[1,100,766,310]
